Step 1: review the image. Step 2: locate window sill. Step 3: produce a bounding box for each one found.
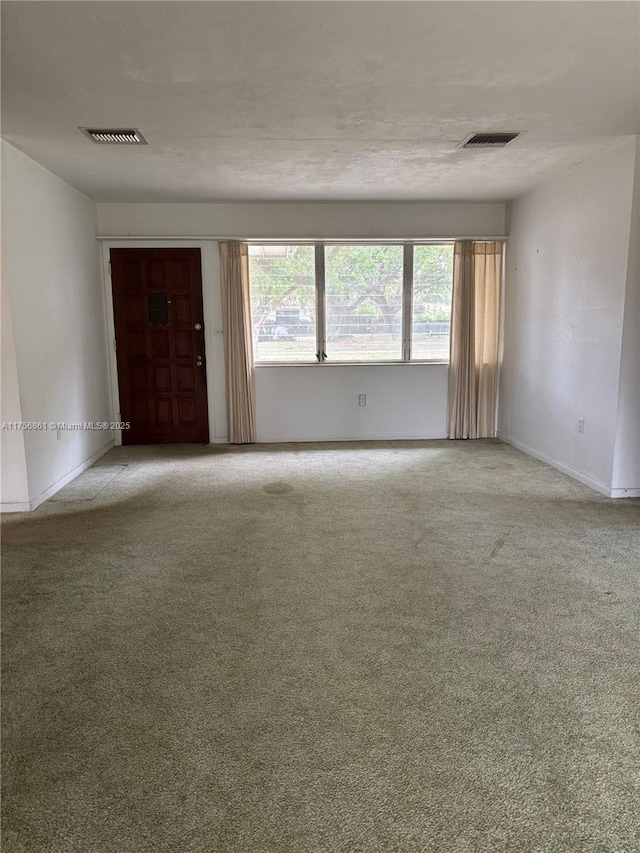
[254,360,449,367]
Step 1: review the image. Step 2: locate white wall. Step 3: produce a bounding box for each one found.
[97,202,505,240]
[612,137,640,496]
[1,141,112,510]
[499,137,637,497]
[98,200,505,444]
[255,364,447,442]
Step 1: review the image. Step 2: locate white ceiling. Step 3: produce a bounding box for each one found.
[2,1,639,203]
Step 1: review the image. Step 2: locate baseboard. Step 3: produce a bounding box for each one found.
[0,499,32,513]
[1,440,115,514]
[610,487,640,499]
[254,432,447,443]
[497,433,614,498]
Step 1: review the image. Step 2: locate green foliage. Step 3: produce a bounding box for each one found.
[248,244,453,331]
[248,246,316,312]
[413,245,454,314]
[415,306,450,323]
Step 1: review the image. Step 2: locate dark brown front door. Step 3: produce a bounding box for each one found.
[110,248,209,445]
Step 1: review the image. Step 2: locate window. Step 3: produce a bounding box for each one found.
[248,245,316,363]
[325,245,404,361]
[248,243,454,364]
[411,245,454,361]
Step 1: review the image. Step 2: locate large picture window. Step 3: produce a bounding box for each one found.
[248,243,453,364]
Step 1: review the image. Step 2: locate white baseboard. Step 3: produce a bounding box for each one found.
[1,440,115,514]
[254,432,447,443]
[610,487,640,499]
[497,433,617,498]
[0,499,32,513]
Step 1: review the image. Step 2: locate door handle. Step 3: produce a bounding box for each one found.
[196,356,203,367]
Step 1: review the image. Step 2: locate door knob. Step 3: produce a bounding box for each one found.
[194,323,202,331]
[196,356,203,367]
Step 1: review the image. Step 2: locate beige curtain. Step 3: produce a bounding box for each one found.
[448,241,503,439]
[219,242,256,444]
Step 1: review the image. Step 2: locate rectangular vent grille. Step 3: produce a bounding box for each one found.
[459,132,520,149]
[80,128,147,145]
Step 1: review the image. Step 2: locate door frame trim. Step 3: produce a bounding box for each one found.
[100,240,226,445]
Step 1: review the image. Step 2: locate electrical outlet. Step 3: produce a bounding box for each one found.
[577,418,585,433]
[358,394,367,407]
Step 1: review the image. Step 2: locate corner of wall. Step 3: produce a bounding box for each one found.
[1,274,30,510]
[611,135,640,494]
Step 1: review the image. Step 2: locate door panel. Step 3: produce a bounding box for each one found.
[111,248,209,445]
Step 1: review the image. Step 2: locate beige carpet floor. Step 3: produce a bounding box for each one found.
[2,440,639,852]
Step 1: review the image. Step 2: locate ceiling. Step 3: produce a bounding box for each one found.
[2,1,639,203]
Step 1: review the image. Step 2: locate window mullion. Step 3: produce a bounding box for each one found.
[402,243,413,361]
[315,243,326,362]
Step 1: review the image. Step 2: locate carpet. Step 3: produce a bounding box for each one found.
[2,440,639,852]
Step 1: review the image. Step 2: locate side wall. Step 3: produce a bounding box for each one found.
[1,141,112,509]
[97,201,505,443]
[498,138,637,496]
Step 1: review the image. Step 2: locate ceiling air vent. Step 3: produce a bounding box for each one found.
[80,128,148,145]
[458,132,520,149]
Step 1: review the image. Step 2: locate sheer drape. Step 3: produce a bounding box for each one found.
[219,242,256,444]
[448,241,503,439]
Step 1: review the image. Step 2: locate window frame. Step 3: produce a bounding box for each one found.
[247,240,455,366]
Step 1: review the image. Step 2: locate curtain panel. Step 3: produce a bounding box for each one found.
[448,241,503,439]
[219,242,256,444]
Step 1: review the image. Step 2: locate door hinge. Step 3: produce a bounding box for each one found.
[108,260,112,276]
[113,338,117,352]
